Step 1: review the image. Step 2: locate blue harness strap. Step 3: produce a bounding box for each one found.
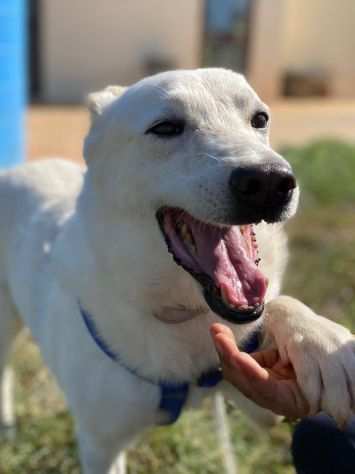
[159,368,223,425]
[240,329,261,354]
[79,304,260,424]
[81,306,118,361]
[159,382,190,425]
[198,367,223,387]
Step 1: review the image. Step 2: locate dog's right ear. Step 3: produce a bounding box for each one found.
[84,85,127,162]
[87,85,126,121]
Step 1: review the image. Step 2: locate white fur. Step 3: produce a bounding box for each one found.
[0,68,353,472]
[264,296,355,427]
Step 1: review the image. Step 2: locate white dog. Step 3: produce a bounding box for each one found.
[0,68,354,473]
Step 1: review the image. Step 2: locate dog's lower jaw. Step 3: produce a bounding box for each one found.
[203,287,264,324]
[156,208,268,324]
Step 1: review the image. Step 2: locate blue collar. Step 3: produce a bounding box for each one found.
[79,304,259,424]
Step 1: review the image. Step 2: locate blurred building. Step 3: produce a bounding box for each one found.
[30,0,202,103]
[204,0,251,72]
[248,0,355,101]
[29,0,355,103]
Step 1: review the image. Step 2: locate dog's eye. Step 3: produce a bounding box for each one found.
[251,112,269,129]
[146,120,185,138]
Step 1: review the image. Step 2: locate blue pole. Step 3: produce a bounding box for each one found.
[0,0,26,168]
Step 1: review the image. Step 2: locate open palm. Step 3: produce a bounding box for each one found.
[211,323,309,419]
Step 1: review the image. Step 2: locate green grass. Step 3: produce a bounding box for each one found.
[283,140,355,207]
[284,139,355,330]
[1,139,355,473]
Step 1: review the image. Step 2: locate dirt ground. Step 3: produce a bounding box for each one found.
[27,99,355,162]
[27,106,88,164]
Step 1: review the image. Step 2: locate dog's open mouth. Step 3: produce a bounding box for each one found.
[157,207,268,324]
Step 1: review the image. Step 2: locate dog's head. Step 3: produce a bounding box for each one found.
[84,68,299,324]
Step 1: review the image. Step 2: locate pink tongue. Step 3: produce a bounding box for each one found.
[189,223,267,307]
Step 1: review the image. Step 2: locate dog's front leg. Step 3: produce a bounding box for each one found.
[78,431,127,474]
[108,452,126,474]
[263,295,355,426]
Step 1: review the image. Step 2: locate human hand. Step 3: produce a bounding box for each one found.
[263,296,355,427]
[210,323,309,419]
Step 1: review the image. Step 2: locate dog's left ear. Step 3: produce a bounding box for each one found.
[87,85,126,121]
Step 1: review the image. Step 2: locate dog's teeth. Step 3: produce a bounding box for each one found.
[220,286,227,303]
[179,223,197,254]
[182,228,190,242]
[221,286,230,306]
[180,223,188,236]
[187,240,197,254]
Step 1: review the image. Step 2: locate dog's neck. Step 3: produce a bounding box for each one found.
[52,174,277,381]
[52,179,243,382]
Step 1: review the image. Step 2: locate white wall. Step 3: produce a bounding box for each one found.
[248,0,355,100]
[41,0,203,102]
[246,0,286,102]
[282,0,355,98]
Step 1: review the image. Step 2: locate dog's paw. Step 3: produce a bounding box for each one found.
[265,296,355,426]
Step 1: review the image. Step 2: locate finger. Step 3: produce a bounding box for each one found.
[221,344,308,418]
[272,358,297,379]
[214,333,270,381]
[218,341,275,406]
[212,325,298,384]
[251,349,280,369]
[213,332,284,386]
[210,325,239,362]
[211,324,280,368]
[210,323,236,342]
[222,362,267,404]
[211,325,286,372]
[211,326,309,417]
[212,331,241,366]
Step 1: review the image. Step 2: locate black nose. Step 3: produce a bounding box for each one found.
[229,165,296,208]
